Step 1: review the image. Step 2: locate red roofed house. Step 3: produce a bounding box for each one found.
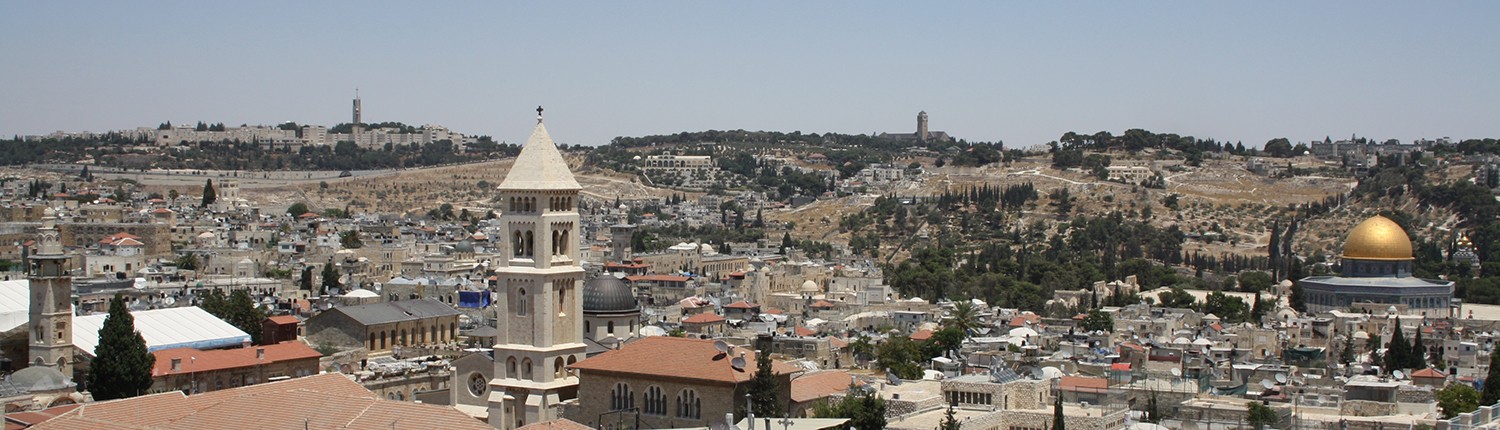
[722,301,761,321]
[20,373,489,430]
[790,370,854,417]
[1410,367,1447,387]
[148,341,323,394]
[682,312,727,336]
[262,315,301,345]
[568,336,796,428]
[1058,376,1109,405]
[910,329,934,341]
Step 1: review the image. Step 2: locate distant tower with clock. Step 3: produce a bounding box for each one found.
[28,208,74,376]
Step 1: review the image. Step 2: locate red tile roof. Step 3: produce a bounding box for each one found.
[828,337,849,349]
[683,313,726,324]
[152,342,322,377]
[909,329,934,341]
[265,315,300,325]
[571,337,796,384]
[1411,368,1446,379]
[791,370,854,403]
[809,300,837,309]
[25,373,489,430]
[517,419,594,430]
[724,301,760,309]
[793,326,816,337]
[629,274,690,282]
[1110,363,1131,371]
[4,404,80,429]
[1059,376,1109,393]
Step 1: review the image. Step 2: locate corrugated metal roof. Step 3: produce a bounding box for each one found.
[0,280,30,332]
[73,306,250,357]
[329,298,461,326]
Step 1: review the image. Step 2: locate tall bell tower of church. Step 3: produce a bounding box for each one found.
[29,208,74,376]
[488,107,586,430]
[917,110,930,141]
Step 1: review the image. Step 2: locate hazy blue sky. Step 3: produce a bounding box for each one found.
[3,2,1496,148]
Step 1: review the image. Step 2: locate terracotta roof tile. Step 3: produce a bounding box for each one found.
[1059,376,1108,393]
[517,419,594,430]
[28,373,488,430]
[1411,368,1446,379]
[683,313,726,324]
[571,337,795,384]
[152,341,322,377]
[791,371,854,403]
[909,329,933,341]
[723,301,759,309]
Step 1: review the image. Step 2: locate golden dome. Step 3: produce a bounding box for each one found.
[1341,215,1413,261]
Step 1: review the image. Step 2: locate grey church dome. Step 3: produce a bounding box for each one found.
[7,366,74,392]
[583,276,638,313]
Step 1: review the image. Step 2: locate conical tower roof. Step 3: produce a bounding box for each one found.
[498,120,580,191]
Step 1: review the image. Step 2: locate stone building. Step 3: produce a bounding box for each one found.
[147,341,322,394]
[1297,215,1455,316]
[487,111,588,430]
[304,299,461,353]
[567,336,795,429]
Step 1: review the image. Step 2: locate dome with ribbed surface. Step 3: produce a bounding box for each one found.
[1342,215,1414,261]
[584,276,638,313]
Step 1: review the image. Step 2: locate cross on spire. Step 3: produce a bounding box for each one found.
[536,105,544,124]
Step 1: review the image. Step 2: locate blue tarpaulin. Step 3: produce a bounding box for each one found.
[459,291,491,308]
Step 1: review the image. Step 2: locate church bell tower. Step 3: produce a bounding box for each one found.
[29,208,74,376]
[488,107,586,429]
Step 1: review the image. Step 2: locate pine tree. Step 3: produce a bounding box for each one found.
[939,404,961,430]
[299,267,314,291]
[1288,282,1307,312]
[1052,395,1066,430]
[1385,317,1410,374]
[1485,350,1500,405]
[1410,329,1427,369]
[87,293,155,400]
[748,350,782,418]
[1145,393,1161,423]
[201,179,216,208]
[321,261,340,294]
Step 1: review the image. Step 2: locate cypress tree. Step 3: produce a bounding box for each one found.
[1484,349,1500,405]
[86,293,155,400]
[748,350,782,417]
[1053,395,1066,430]
[1411,330,1427,370]
[201,179,216,208]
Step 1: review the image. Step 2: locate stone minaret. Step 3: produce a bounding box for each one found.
[917,110,930,141]
[28,208,74,376]
[488,107,586,429]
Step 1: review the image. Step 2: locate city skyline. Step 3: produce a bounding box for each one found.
[2,2,1497,148]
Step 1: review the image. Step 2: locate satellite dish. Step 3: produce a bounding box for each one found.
[1392,370,1405,380]
[1275,373,1288,384]
[731,356,746,371]
[1260,379,1275,390]
[1060,351,1073,359]
[1170,368,1182,377]
[1030,367,1045,380]
[713,339,729,355]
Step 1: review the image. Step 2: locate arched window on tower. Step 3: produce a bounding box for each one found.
[611,383,634,411]
[522,358,533,380]
[506,357,517,378]
[524,231,534,257]
[513,231,523,257]
[554,357,565,379]
[517,288,528,316]
[552,230,561,255]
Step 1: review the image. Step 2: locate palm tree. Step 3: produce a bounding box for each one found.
[947,300,980,339]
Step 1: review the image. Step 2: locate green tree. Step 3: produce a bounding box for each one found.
[811,385,886,430]
[200,179,216,208]
[174,253,199,271]
[1482,348,1500,405]
[946,300,979,337]
[876,337,923,380]
[1340,333,1356,367]
[225,289,266,345]
[1288,282,1307,312]
[1386,318,1411,373]
[1080,309,1113,332]
[299,266,314,291]
[1052,396,1065,430]
[87,293,156,400]
[1438,383,1481,419]
[320,261,340,294]
[1246,401,1279,429]
[939,404,961,430]
[1158,287,1197,309]
[339,230,363,249]
[748,350,783,418]
[286,202,310,217]
[1144,392,1162,423]
[1239,271,1273,292]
